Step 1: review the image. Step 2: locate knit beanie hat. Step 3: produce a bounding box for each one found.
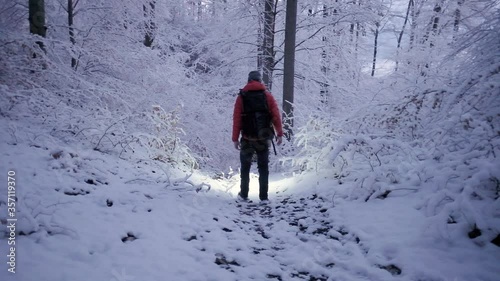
[248,71,262,82]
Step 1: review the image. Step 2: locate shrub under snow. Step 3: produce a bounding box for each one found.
[293,12,500,245]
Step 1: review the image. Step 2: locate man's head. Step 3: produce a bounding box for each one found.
[248,71,262,82]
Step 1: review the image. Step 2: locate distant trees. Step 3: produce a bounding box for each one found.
[4,0,498,178]
[320,4,330,104]
[17,0,497,82]
[65,0,77,68]
[371,21,379,77]
[143,1,156,48]
[18,0,496,126]
[370,4,389,77]
[395,0,413,71]
[29,0,46,51]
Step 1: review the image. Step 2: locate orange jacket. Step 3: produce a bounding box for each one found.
[232,81,284,142]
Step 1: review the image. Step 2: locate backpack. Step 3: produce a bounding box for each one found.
[239,90,274,140]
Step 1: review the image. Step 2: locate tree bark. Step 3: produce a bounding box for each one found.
[432,4,441,31]
[423,2,441,48]
[371,21,379,77]
[282,0,297,140]
[262,0,276,90]
[29,0,46,52]
[257,6,263,72]
[409,1,417,49]
[320,4,329,105]
[143,1,156,48]
[397,0,413,49]
[396,0,414,71]
[68,0,77,68]
[431,3,441,48]
[453,0,463,40]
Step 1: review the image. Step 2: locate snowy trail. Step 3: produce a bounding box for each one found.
[1,142,499,281]
[177,191,404,281]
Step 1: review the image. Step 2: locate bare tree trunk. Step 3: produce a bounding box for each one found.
[282,0,297,140]
[332,0,340,73]
[349,1,355,42]
[355,1,362,85]
[397,0,413,49]
[453,0,463,40]
[418,1,441,76]
[422,2,441,48]
[257,27,263,71]
[29,0,46,52]
[409,1,417,49]
[371,21,379,77]
[430,3,441,48]
[143,1,156,48]
[262,0,276,90]
[355,23,360,54]
[396,0,414,71]
[257,4,263,72]
[68,0,77,68]
[320,4,329,105]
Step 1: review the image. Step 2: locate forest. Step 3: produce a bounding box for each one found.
[0,1,499,281]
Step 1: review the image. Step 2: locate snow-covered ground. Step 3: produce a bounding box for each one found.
[1,118,499,281]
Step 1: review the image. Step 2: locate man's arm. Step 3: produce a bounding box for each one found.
[266,92,283,137]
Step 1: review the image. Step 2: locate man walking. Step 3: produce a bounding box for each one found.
[232,71,283,202]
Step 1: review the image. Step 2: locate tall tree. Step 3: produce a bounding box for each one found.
[418,1,443,77]
[143,1,156,48]
[371,20,379,77]
[370,3,388,77]
[66,0,78,68]
[320,4,329,105]
[262,0,276,89]
[453,0,463,40]
[395,0,414,71]
[282,0,297,140]
[29,0,46,51]
[257,4,264,72]
[429,2,442,48]
[409,0,419,49]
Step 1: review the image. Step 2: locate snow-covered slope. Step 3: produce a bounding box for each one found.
[1,125,498,281]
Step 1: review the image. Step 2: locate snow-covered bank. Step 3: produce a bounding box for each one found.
[1,130,498,281]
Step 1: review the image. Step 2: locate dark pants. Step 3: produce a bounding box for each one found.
[240,139,270,200]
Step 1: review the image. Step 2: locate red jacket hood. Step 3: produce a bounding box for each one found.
[242,81,266,92]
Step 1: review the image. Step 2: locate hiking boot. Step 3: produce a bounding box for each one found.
[260,198,270,205]
[237,192,248,201]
